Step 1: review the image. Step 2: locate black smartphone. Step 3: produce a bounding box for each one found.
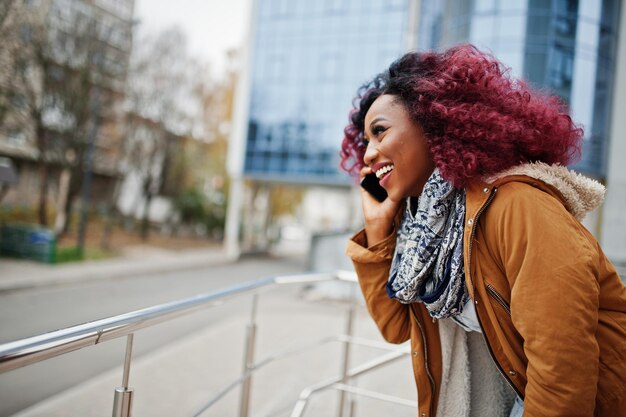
[360,173,388,202]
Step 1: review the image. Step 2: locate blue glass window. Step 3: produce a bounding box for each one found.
[418,0,620,179]
[244,0,410,184]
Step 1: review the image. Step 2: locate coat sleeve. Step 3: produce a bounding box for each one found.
[346,229,411,344]
[492,184,600,417]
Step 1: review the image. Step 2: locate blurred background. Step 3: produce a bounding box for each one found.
[1,0,625,265]
[0,0,625,416]
[0,0,626,263]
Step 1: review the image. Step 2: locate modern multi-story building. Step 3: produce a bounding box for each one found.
[241,0,415,185]
[416,0,625,263]
[600,1,626,265]
[419,3,617,176]
[229,0,625,265]
[226,0,419,254]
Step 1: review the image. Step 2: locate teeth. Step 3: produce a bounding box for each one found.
[375,165,394,179]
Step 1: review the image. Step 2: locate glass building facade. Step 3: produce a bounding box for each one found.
[244,0,410,184]
[244,0,620,183]
[418,0,621,178]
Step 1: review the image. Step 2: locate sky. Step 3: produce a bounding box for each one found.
[134,0,249,77]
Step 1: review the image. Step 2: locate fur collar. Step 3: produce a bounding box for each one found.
[485,162,605,221]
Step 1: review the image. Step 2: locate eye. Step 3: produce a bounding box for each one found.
[372,125,387,136]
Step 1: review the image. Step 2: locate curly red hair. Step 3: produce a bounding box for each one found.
[340,44,583,188]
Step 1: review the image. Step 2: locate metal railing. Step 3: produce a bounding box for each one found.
[0,270,416,417]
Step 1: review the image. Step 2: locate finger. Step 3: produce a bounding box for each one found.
[359,166,372,179]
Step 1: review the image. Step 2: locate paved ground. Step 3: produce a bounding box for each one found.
[0,245,231,292]
[0,246,417,417]
[1,242,623,417]
[9,289,417,417]
[0,247,321,416]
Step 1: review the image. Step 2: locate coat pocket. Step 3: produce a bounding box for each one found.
[486,284,511,316]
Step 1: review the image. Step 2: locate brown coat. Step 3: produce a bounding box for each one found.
[347,172,626,417]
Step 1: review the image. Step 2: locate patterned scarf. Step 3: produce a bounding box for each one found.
[387,169,468,319]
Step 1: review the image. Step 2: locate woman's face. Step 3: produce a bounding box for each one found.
[363,94,435,201]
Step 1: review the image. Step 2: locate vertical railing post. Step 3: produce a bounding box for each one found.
[239,293,259,417]
[112,334,134,417]
[337,284,356,417]
[349,398,356,417]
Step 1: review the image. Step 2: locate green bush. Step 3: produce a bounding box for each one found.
[174,188,207,224]
[56,246,84,263]
[205,205,226,238]
[173,187,226,238]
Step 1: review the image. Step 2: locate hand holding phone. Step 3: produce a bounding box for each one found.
[360,173,387,202]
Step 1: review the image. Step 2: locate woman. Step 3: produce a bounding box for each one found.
[341,44,626,417]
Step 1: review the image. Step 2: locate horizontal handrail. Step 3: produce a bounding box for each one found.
[0,270,358,374]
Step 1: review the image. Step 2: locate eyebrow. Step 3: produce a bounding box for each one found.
[369,116,387,131]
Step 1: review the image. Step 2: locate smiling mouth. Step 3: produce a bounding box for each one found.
[375,164,394,179]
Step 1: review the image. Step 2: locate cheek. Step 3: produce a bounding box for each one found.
[381,136,405,157]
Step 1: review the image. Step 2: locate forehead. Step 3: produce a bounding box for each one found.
[365,94,403,124]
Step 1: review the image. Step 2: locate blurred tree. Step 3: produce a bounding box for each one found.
[0,0,14,29]
[190,49,240,239]
[1,3,55,226]
[173,187,207,224]
[123,27,213,240]
[114,27,240,242]
[0,1,116,231]
[270,186,304,221]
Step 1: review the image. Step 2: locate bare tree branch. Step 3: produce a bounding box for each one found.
[123,26,212,239]
[0,3,119,229]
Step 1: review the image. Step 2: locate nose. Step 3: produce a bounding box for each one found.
[363,141,379,166]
